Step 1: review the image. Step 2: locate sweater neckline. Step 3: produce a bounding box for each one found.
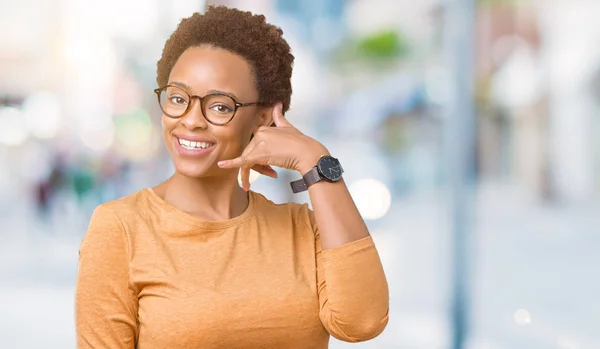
[144,188,256,230]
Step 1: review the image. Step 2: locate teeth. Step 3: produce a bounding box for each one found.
[178,138,213,149]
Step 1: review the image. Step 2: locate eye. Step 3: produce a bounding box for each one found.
[210,104,234,114]
[169,96,188,105]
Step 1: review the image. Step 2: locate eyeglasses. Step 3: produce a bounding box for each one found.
[154,85,262,126]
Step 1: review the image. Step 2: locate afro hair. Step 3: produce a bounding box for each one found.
[157,6,294,113]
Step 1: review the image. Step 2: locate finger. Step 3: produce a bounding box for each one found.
[218,142,256,168]
[223,141,259,190]
[251,164,278,178]
[272,103,291,128]
[240,165,251,191]
[218,156,247,168]
[218,138,263,169]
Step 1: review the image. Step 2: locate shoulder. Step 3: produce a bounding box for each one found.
[90,188,155,225]
[251,191,314,229]
[95,189,153,216]
[85,189,154,240]
[251,190,307,214]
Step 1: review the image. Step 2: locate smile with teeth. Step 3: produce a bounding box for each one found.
[178,138,215,150]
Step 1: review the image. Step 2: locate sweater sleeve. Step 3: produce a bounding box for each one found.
[307,208,390,342]
[75,205,139,348]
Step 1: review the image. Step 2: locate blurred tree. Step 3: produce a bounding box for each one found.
[332,29,410,67]
[356,30,407,60]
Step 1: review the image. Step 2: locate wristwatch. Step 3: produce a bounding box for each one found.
[290,155,344,193]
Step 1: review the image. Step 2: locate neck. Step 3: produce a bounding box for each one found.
[159,171,249,221]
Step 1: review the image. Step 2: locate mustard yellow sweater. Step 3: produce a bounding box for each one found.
[75,189,389,348]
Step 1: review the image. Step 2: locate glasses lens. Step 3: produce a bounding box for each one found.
[203,94,236,125]
[159,86,189,117]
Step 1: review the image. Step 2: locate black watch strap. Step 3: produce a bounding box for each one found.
[290,167,321,193]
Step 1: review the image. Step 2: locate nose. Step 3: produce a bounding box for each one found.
[180,97,208,130]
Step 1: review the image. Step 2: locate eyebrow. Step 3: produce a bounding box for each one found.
[207,89,241,101]
[169,81,192,91]
[168,81,241,101]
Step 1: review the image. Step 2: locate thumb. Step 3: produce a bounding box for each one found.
[272,103,291,127]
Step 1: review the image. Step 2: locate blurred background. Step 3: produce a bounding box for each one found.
[1,0,599,348]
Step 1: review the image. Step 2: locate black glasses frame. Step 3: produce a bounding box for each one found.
[154,85,262,126]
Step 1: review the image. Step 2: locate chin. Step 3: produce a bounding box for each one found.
[172,159,216,179]
[166,141,217,178]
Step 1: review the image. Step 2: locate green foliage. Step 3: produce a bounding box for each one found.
[356,30,407,60]
[330,29,409,68]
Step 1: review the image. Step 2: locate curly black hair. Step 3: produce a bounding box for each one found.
[157,6,294,113]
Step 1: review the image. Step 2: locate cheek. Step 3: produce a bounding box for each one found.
[216,128,246,154]
[216,124,253,155]
[162,115,182,131]
[161,117,177,145]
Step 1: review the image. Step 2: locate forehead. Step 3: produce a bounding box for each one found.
[168,46,256,97]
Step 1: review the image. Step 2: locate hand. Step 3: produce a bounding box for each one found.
[218,103,328,191]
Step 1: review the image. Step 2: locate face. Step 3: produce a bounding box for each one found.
[161,46,271,179]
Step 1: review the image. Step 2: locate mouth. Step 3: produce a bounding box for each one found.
[174,136,216,156]
[177,137,216,150]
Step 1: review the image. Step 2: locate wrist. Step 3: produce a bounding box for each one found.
[297,142,330,175]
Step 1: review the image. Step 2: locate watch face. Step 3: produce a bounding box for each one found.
[317,156,343,181]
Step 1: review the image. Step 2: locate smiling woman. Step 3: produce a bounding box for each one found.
[75,5,389,349]
[159,46,270,179]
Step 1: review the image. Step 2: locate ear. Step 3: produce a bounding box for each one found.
[253,105,276,132]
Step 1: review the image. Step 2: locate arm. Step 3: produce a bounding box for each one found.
[296,141,389,342]
[216,103,389,340]
[298,149,369,250]
[75,205,139,348]
[304,174,390,342]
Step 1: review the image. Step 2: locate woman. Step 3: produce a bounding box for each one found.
[75,6,389,348]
